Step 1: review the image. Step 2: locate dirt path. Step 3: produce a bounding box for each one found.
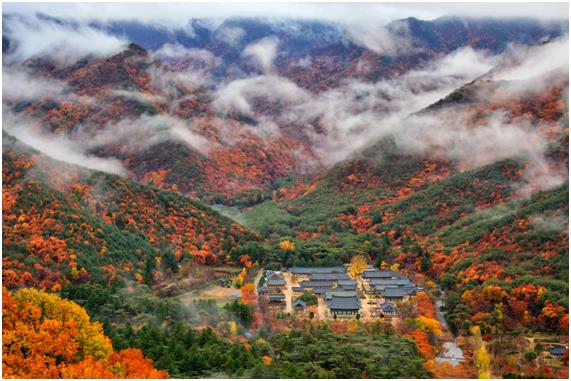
[434,290,466,366]
[358,277,376,320]
[317,296,328,319]
[253,268,264,295]
[282,272,294,313]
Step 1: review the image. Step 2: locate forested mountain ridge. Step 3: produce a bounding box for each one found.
[2,132,257,291]
[2,9,569,379]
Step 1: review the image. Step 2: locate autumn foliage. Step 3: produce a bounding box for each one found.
[2,288,167,378]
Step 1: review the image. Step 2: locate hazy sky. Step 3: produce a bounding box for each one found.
[3,2,569,27]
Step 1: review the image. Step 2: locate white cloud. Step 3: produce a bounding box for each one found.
[2,67,66,101]
[347,20,416,56]
[493,36,569,82]
[3,3,567,28]
[213,75,310,115]
[215,26,246,45]
[84,114,210,155]
[154,43,221,66]
[3,112,126,175]
[282,46,498,164]
[3,14,127,64]
[243,36,279,74]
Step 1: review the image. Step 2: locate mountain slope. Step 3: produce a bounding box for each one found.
[2,132,256,291]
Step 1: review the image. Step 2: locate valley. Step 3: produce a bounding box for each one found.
[2,4,569,379]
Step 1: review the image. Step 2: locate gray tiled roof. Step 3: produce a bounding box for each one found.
[289,266,346,274]
[292,299,307,308]
[300,280,335,288]
[362,270,401,279]
[309,273,350,281]
[266,271,284,281]
[268,294,286,300]
[548,346,566,355]
[381,288,409,298]
[267,279,286,286]
[380,302,396,312]
[325,291,358,300]
[327,295,361,310]
[369,278,414,286]
[314,288,334,295]
[337,280,357,286]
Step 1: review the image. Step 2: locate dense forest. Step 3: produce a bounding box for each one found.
[2,7,569,379]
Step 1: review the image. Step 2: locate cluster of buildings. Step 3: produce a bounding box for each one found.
[257,264,421,319]
[290,266,361,317]
[259,271,287,304]
[362,269,419,301]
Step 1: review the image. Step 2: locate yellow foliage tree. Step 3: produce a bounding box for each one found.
[416,316,443,336]
[8,288,113,360]
[228,321,238,336]
[2,288,166,378]
[471,325,492,379]
[279,240,295,251]
[348,255,368,278]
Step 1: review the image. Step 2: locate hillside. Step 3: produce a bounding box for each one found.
[2,132,257,291]
[3,15,567,203]
[2,7,569,379]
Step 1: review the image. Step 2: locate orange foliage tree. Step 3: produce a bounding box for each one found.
[2,288,167,379]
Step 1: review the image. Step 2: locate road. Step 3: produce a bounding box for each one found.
[282,272,294,313]
[434,290,465,366]
[253,268,264,296]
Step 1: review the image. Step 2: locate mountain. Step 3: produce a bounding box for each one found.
[2,10,569,379]
[3,15,567,203]
[2,132,257,291]
[86,16,568,89]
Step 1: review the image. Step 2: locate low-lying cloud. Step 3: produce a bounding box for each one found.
[3,14,127,64]
[3,111,127,175]
[347,19,417,56]
[494,36,569,82]
[243,36,279,74]
[213,75,310,115]
[3,67,67,102]
[82,114,210,155]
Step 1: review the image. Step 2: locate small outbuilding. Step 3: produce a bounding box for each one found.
[292,299,307,311]
[268,294,286,304]
[380,302,397,316]
[547,346,566,359]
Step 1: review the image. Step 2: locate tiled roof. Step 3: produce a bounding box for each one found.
[289,266,346,274]
[381,288,409,298]
[380,302,396,312]
[325,291,358,300]
[309,273,350,281]
[292,299,307,308]
[314,288,334,295]
[327,295,361,310]
[337,280,357,286]
[300,280,335,288]
[370,278,414,286]
[548,346,566,355]
[267,279,286,286]
[362,270,401,279]
[266,271,284,281]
